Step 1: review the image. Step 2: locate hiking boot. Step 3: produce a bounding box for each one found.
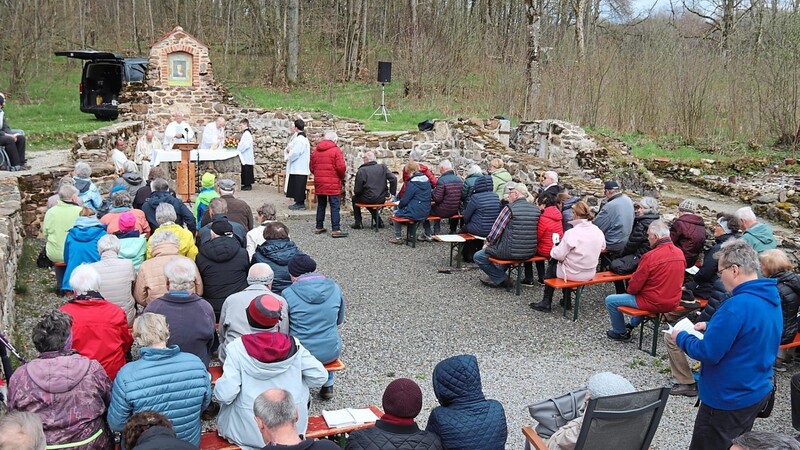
[288,203,307,210]
[559,297,573,311]
[314,227,327,234]
[670,383,698,397]
[331,230,349,238]
[320,385,334,400]
[388,237,404,245]
[606,330,632,342]
[774,360,788,372]
[352,222,363,230]
[418,234,433,242]
[529,301,552,312]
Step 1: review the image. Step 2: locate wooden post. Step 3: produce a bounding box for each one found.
[174,143,198,201]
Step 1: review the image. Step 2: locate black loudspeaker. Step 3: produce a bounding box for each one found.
[377,61,392,83]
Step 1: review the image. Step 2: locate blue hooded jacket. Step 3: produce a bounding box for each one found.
[251,239,302,294]
[282,273,345,364]
[426,355,507,450]
[62,217,107,291]
[396,172,432,222]
[461,176,501,237]
[677,277,781,410]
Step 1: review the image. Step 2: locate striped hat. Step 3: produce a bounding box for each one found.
[246,294,282,329]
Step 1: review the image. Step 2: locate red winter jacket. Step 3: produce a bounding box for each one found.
[310,140,346,196]
[628,238,686,313]
[670,213,707,267]
[399,163,437,198]
[537,206,563,257]
[60,294,133,381]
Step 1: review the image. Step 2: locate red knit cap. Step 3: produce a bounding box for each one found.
[246,294,282,329]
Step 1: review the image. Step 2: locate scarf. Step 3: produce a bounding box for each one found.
[380,413,415,426]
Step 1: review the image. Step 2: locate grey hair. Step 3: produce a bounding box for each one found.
[0,411,46,450]
[439,160,453,171]
[257,203,276,221]
[467,164,483,176]
[59,176,76,187]
[31,310,72,353]
[364,151,377,162]
[123,161,138,173]
[209,197,228,214]
[133,312,170,347]
[58,184,79,202]
[74,162,92,178]
[97,234,121,254]
[69,264,101,294]
[150,230,180,248]
[409,149,424,161]
[544,171,559,184]
[163,257,197,291]
[111,190,132,208]
[253,389,298,429]
[735,206,758,223]
[730,431,800,450]
[150,178,170,192]
[587,372,636,398]
[324,130,338,142]
[248,263,275,286]
[647,220,670,238]
[155,203,177,225]
[639,196,659,215]
[716,238,760,275]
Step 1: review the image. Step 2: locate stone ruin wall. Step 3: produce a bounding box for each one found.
[0,178,25,355]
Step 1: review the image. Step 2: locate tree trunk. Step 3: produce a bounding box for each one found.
[286,0,299,85]
[573,0,586,62]
[524,0,542,121]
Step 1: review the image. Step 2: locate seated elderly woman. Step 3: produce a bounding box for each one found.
[122,411,198,450]
[73,161,103,212]
[100,189,150,236]
[389,161,433,245]
[251,221,302,294]
[61,207,107,293]
[460,175,501,263]
[760,249,800,370]
[46,175,83,210]
[531,201,605,312]
[43,184,82,290]
[88,234,136,326]
[134,231,203,306]
[114,160,145,198]
[108,313,211,446]
[60,265,132,381]
[8,310,113,449]
[112,211,147,271]
[247,202,277,260]
[146,203,198,260]
[619,196,660,259]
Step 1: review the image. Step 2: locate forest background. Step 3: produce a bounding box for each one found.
[1,0,800,157]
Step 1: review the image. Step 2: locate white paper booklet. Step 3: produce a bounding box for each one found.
[685,266,700,275]
[664,317,704,340]
[322,408,380,428]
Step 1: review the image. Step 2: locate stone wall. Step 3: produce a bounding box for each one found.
[71,121,144,163]
[0,178,24,350]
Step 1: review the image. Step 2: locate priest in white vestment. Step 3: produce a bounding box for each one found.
[163,112,195,150]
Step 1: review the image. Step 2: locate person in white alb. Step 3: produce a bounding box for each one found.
[199,117,226,150]
[111,138,131,174]
[135,129,162,181]
[284,119,310,210]
[163,112,195,150]
[237,118,255,191]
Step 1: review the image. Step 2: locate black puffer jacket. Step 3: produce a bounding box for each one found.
[774,271,800,345]
[620,213,659,257]
[431,170,463,218]
[345,420,443,450]
[195,235,249,317]
[461,176,501,237]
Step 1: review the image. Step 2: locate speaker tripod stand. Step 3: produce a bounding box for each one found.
[369,82,390,122]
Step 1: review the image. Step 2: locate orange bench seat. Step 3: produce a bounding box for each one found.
[543,271,633,321]
[618,299,710,356]
[486,255,548,296]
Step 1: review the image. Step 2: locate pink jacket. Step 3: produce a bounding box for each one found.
[550,219,606,282]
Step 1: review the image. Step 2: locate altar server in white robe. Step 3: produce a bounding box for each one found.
[200,117,226,150]
[237,119,255,191]
[134,129,162,181]
[163,111,195,150]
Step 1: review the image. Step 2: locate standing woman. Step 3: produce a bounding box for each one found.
[284,118,310,210]
[238,118,255,191]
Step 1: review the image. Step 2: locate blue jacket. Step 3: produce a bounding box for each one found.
[62,217,107,291]
[74,177,102,212]
[251,239,302,294]
[396,172,432,222]
[108,345,211,446]
[426,355,507,450]
[282,273,345,364]
[141,190,197,234]
[461,176,501,237]
[677,277,781,410]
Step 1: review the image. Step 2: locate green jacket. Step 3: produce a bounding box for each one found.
[490,168,512,199]
[193,188,219,228]
[43,201,82,263]
[742,222,777,254]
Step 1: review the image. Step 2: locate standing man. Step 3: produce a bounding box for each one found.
[134,129,162,181]
[284,119,310,210]
[237,118,255,191]
[673,239,781,449]
[593,180,635,254]
[351,150,397,229]
[163,112,194,150]
[0,93,28,171]
[310,130,348,237]
[199,117,225,150]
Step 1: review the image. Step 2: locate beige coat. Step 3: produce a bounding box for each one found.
[133,242,203,306]
[89,251,136,326]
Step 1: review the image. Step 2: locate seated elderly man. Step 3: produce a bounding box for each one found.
[0,92,29,172]
[736,206,777,253]
[218,263,289,362]
[593,180,634,254]
[473,183,539,289]
[0,412,46,450]
[605,220,685,341]
[421,159,463,240]
[88,235,136,326]
[43,184,82,288]
[133,167,174,210]
[59,265,133,380]
[111,137,131,173]
[114,160,144,197]
[197,197,247,247]
[351,150,397,230]
[540,170,562,196]
[147,203,198,259]
[247,203,278,259]
[134,231,203,306]
[72,162,102,212]
[215,299,328,448]
[196,219,250,319]
[144,258,217,367]
[141,178,197,234]
[201,178,254,231]
[252,389,340,450]
[100,189,150,236]
[134,128,162,181]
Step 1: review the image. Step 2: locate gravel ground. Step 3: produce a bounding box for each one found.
[10,184,799,449]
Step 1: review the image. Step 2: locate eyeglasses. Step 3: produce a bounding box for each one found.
[717,264,736,276]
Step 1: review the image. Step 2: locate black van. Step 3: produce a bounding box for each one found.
[55,50,148,120]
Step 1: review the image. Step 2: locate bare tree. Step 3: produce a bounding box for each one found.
[525,0,543,120]
[286,0,299,84]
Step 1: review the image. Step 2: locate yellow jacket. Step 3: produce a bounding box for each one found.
[147,223,198,260]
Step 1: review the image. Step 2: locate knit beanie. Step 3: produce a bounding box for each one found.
[118,212,137,232]
[678,199,697,213]
[382,378,423,419]
[111,184,127,194]
[201,172,216,188]
[587,372,636,398]
[246,294,282,329]
[288,254,316,277]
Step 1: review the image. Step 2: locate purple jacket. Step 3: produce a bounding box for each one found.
[9,351,113,450]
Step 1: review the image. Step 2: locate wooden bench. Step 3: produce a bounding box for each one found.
[487,255,548,295]
[306,405,383,445]
[433,233,480,269]
[199,431,240,450]
[275,172,285,193]
[208,359,345,385]
[618,299,709,356]
[544,271,634,321]
[355,202,397,232]
[390,216,420,248]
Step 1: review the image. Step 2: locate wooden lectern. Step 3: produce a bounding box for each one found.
[173,143,199,201]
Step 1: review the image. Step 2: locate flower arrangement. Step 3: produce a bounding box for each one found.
[224,136,239,148]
